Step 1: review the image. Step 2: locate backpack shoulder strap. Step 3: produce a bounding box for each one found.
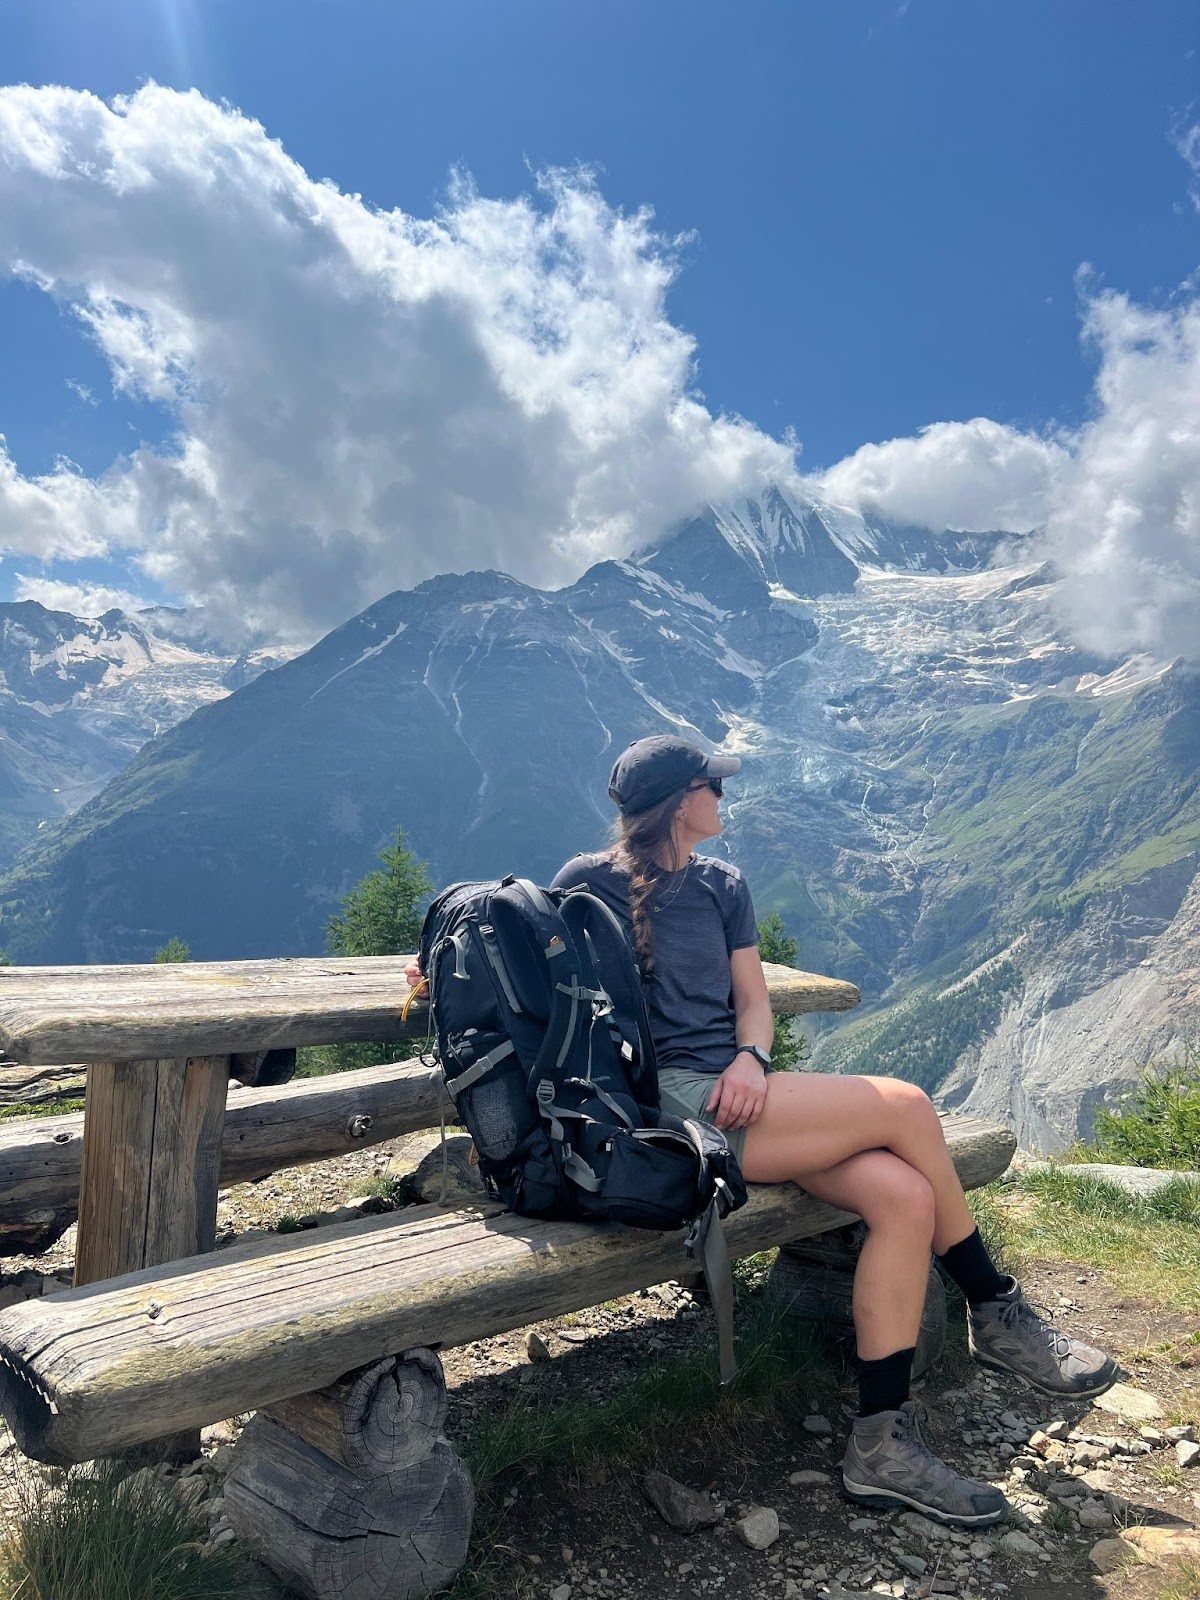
[557,888,658,1097]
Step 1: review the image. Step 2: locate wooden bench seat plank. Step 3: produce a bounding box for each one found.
[0,1115,1014,1464]
[0,958,860,1066]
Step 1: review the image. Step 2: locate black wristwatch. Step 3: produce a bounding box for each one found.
[737,1043,772,1069]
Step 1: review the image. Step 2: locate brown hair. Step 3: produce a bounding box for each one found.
[604,787,691,976]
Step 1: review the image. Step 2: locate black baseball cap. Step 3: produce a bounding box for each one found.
[607,735,741,816]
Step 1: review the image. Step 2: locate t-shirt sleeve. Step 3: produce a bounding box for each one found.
[548,855,589,893]
[725,873,758,953]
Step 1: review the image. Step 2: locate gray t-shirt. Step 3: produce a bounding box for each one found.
[548,850,759,1076]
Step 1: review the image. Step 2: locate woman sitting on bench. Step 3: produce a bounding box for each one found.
[549,735,1117,1528]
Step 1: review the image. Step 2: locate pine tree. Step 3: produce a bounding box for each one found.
[757,911,810,1072]
[326,829,432,957]
[300,828,434,1076]
[153,938,190,963]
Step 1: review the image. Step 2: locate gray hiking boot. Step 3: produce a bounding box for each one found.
[968,1277,1118,1398]
[840,1401,1008,1527]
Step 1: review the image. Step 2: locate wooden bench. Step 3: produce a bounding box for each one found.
[0,1112,1014,1596]
[0,956,1016,1600]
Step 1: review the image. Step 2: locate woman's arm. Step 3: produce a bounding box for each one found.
[705,945,774,1131]
[729,943,775,1059]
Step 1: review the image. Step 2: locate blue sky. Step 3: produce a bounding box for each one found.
[0,1,1197,646]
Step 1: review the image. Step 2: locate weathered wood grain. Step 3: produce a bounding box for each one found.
[74,1056,230,1285]
[225,1420,472,1600]
[73,1053,231,1463]
[0,957,857,1064]
[264,1349,447,1475]
[0,1115,1013,1464]
[0,1063,87,1108]
[0,1058,446,1254]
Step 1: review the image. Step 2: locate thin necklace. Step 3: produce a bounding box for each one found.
[651,851,694,911]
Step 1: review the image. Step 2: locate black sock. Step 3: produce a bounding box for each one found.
[937,1228,1009,1305]
[855,1347,915,1417]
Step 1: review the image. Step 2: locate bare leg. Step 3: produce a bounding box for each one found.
[742,1073,976,1254]
[793,1150,935,1360]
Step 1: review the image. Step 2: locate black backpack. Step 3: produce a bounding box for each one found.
[418,874,748,1384]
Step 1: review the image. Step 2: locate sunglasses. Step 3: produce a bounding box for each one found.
[686,776,723,797]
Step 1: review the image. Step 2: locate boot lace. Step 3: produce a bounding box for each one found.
[892,1400,934,1448]
[997,1294,1074,1360]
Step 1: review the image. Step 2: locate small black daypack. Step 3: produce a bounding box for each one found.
[418,874,748,1383]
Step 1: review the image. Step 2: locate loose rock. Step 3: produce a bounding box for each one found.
[1093,1383,1164,1424]
[736,1505,780,1550]
[1089,1538,1127,1575]
[999,1530,1041,1558]
[1076,1499,1112,1530]
[641,1470,721,1534]
[525,1330,552,1362]
[1121,1524,1200,1563]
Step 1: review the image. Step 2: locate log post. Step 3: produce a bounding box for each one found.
[768,1221,947,1377]
[75,1053,231,1459]
[226,1349,472,1600]
[264,1349,447,1475]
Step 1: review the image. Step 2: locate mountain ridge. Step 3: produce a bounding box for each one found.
[0,486,1194,1148]
[0,600,293,868]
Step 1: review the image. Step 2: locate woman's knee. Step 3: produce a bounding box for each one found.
[872,1077,941,1138]
[855,1155,936,1241]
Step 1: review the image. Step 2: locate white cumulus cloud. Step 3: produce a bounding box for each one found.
[816,281,1200,661]
[12,574,154,617]
[0,84,796,640]
[1038,286,1200,660]
[816,416,1068,534]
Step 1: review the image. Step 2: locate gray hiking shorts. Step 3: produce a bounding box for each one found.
[656,1064,750,1167]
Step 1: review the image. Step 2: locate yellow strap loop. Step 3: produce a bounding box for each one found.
[400,975,428,1022]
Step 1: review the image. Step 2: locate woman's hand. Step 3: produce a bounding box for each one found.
[705,1055,768,1131]
[404,960,424,989]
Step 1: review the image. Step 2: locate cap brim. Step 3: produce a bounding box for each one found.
[704,755,741,778]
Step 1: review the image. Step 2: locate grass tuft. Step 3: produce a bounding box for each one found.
[0,1459,272,1600]
[1157,1559,1200,1600]
[464,1285,832,1496]
[1039,1503,1074,1535]
[0,1100,85,1121]
[994,1168,1200,1313]
[351,1173,406,1206]
[1020,1167,1200,1226]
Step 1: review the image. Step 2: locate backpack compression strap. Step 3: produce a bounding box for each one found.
[678,1118,739,1389]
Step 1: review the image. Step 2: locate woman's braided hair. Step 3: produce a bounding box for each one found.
[604,787,692,977]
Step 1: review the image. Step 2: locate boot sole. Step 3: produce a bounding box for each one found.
[840,1473,1008,1528]
[970,1348,1120,1400]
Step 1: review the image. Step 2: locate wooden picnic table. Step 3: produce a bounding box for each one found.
[0,957,859,1289]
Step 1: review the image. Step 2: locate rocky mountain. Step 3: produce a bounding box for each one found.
[0,602,292,868]
[0,488,1195,1149]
